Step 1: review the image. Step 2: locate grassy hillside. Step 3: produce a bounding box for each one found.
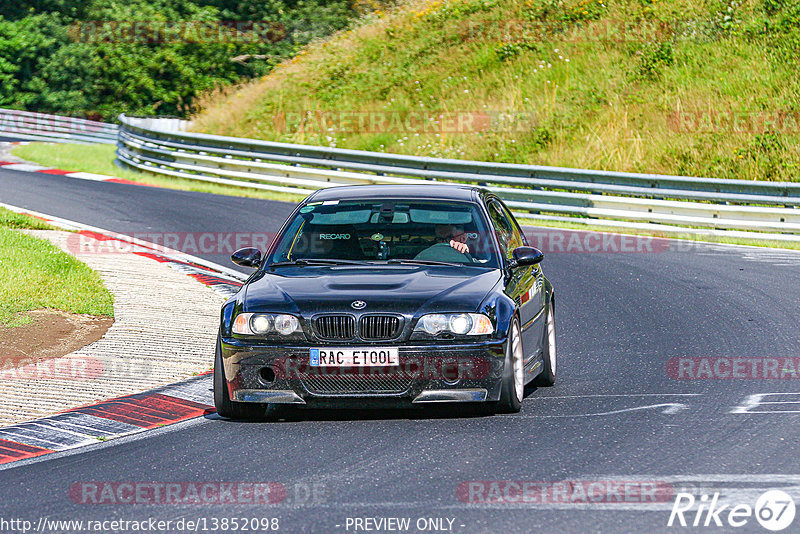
[193,0,800,181]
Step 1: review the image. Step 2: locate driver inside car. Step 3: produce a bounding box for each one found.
[436,223,470,254]
[413,223,473,262]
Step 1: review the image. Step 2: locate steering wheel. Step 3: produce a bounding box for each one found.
[414,242,474,263]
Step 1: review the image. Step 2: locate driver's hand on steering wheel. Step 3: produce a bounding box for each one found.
[449,240,470,254]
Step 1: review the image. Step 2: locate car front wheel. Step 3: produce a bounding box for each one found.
[494,316,524,414]
[214,334,266,420]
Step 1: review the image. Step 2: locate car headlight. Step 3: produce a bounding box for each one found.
[232,313,301,335]
[415,313,494,336]
[250,314,273,334]
[274,314,300,335]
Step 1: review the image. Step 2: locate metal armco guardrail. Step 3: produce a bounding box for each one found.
[5,108,798,241]
[116,114,800,241]
[0,109,117,144]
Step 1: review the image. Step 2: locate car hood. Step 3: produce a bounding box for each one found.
[243,265,502,316]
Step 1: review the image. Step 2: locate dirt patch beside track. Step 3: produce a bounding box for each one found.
[1,309,112,368]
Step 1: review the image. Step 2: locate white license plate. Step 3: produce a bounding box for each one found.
[309,347,399,367]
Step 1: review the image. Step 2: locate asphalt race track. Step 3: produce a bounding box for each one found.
[2,166,800,533]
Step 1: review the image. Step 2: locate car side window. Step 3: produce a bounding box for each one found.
[498,201,526,248]
[487,200,515,260]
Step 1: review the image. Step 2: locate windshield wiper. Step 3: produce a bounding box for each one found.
[268,258,368,268]
[385,259,460,267]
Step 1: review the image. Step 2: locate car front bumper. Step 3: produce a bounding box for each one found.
[219,337,508,408]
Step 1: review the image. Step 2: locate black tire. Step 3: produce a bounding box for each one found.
[533,300,556,387]
[494,316,524,414]
[214,334,266,420]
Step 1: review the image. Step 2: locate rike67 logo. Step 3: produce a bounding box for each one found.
[668,490,796,531]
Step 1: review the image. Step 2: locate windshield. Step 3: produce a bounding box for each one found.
[267,199,499,268]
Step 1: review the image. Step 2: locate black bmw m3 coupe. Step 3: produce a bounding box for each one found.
[215,184,556,418]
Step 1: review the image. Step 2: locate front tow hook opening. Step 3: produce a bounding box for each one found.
[259,366,276,384]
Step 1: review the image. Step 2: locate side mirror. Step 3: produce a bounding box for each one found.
[231,247,262,269]
[509,246,544,269]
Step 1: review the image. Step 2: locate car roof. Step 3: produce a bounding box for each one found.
[306,184,485,203]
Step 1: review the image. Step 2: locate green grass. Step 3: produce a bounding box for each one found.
[0,208,114,327]
[11,143,305,203]
[193,0,800,182]
[0,208,57,231]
